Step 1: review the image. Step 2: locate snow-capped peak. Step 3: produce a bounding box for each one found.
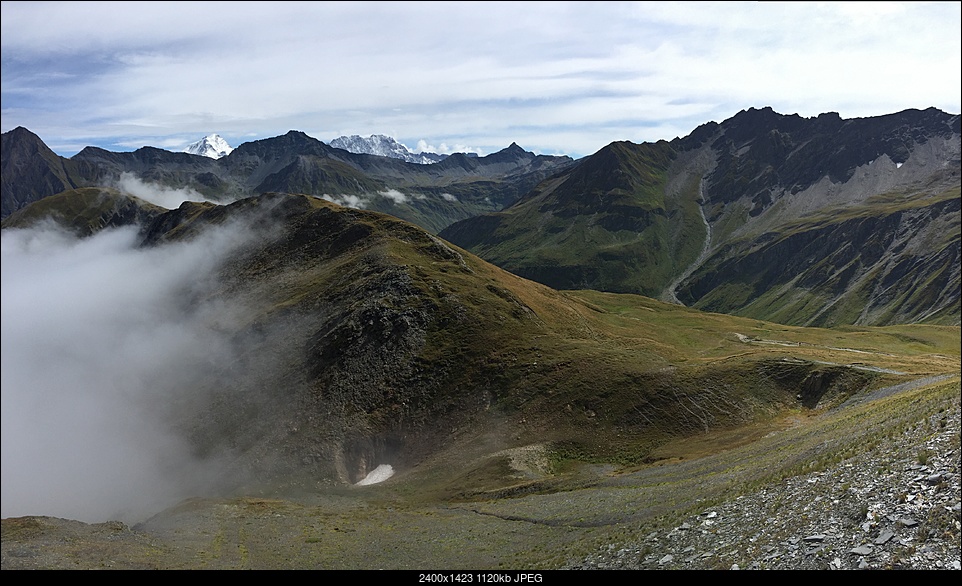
[329,134,446,164]
[184,134,234,159]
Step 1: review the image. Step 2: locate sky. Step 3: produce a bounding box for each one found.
[2,1,960,159]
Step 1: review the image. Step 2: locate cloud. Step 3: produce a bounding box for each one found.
[324,191,426,209]
[0,220,258,523]
[1,2,959,159]
[321,193,368,209]
[115,172,210,209]
[414,140,483,156]
[439,193,458,202]
[377,189,409,205]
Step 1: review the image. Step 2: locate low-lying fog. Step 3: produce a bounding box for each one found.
[1,216,254,523]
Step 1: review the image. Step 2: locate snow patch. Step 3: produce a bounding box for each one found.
[355,464,394,485]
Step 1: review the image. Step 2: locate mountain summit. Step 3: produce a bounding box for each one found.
[184,134,233,159]
[329,134,447,164]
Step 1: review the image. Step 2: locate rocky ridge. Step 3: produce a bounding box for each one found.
[329,134,448,164]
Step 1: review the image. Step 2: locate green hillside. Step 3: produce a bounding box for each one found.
[440,141,707,297]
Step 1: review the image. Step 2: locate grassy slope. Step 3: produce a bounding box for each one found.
[5,190,958,476]
[442,141,707,297]
[4,378,957,569]
[685,185,961,327]
[0,187,167,235]
[2,191,959,568]
[386,218,960,471]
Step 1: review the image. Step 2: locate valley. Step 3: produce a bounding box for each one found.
[3,374,957,570]
[1,106,959,570]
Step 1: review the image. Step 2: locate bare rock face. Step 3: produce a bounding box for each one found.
[667,108,960,327]
[695,107,960,209]
[1,127,78,218]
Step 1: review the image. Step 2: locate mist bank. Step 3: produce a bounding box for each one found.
[0,219,257,523]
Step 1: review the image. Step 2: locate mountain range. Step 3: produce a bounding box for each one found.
[5,187,958,487]
[3,108,959,329]
[440,107,961,327]
[329,134,451,164]
[1,108,960,567]
[1,128,573,234]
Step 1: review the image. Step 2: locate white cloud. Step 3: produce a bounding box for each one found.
[115,172,209,209]
[440,193,458,202]
[378,189,409,205]
[1,221,259,523]
[414,139,484,156]
[321,193,368,209]
[2,2,959,158]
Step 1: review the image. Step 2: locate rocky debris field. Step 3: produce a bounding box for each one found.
[572,396,961,570]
